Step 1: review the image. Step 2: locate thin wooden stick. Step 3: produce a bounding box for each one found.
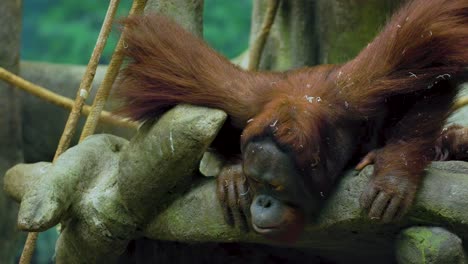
[52,0,122,160]
[452,96,468,113]
[4,61,466,128]
[80,0,148,141]
[0,67,137,129]
[19,1,122,263]
[248,0,280,71]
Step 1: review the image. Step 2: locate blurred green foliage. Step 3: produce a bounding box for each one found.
[203,0,252,58]
[21,0,252,65]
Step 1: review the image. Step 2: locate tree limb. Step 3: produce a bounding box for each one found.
[4,105,468,261]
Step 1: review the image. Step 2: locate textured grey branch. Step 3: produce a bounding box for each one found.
[5,105,227,263]
[145,161,468,248]
[4,103,468,262]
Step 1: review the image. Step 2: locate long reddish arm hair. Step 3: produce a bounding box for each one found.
[115,15,282,128]
[339,0,468,114]
[115,0,468,173]
[243,0,467,175]
[116,0,467,121]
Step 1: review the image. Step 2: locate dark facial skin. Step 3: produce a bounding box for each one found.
[243,139,319,242]
[216,125,356,243]
[217,138,321,242]
[434,125,468,161]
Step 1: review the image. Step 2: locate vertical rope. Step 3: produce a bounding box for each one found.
[80,0,148,141]
[248,0,280,71]
[18,1,121,263]
[52,0,122,159]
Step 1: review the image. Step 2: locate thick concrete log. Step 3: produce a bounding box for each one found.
[5,104,468,261]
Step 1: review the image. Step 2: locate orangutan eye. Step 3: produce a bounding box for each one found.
[310,155,320,168]
[310,160,318,168]
[269,183,284,192]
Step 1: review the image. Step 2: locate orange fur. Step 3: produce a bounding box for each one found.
[340,0,468,114]
[115,15,282,128]
[115,0,468,210]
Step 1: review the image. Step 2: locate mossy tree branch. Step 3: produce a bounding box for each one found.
[4,105,468,262]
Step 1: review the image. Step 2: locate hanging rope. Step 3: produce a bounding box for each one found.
[247,0,280,71]
[19,0,122,263]
[80,0,148,141]
[51,2,123,160]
